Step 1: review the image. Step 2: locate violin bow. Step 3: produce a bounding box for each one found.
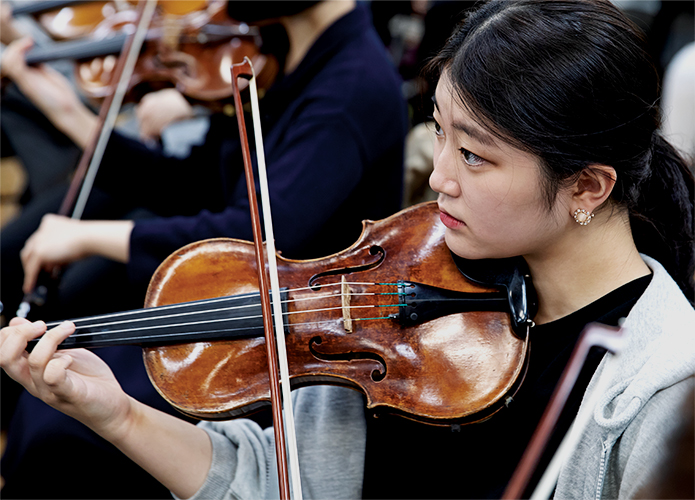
[502,323,624,499]
[17,0,157,319]
[230,57,303,500]
[64,0,157,219]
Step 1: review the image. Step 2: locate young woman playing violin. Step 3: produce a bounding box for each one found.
[1,0,693,498]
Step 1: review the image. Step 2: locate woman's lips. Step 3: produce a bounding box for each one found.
[439,208,465,229]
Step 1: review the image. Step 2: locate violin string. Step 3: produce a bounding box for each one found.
[63,303,402,337]
[44,282,408,342]
[70,292,391,332]
[45,281,402,328]
[59,304,404,343]
[57,315,398,347]
[54,295,305,331]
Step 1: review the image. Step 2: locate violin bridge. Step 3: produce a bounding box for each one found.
[341,276,353,333]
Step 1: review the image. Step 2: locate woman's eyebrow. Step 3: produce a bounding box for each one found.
[452,121,497,147]
[432,94,497,147]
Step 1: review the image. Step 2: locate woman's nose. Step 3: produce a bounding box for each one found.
[429,148,459,198]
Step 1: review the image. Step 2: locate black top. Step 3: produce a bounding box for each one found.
[94,6,408,290]
[362,273,652,499]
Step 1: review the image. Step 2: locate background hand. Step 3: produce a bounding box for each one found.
[2,38,82,115]
[0,2,23,45]
[136,89,194,142]
[20,214,90,293]
[1,37,97,148]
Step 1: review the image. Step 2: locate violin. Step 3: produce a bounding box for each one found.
[9,0,86,19]
[26,1,119,40]
[30,201,537,426]
[21,0,278,102]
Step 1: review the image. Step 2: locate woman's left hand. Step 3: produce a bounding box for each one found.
[0,318,134,439]
[136,89,194,142]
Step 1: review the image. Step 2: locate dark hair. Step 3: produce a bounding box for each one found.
[425,0,695,302]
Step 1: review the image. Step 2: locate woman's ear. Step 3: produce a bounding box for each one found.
[571,165,617,214]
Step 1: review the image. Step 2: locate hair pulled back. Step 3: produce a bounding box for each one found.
[425,0,694,301]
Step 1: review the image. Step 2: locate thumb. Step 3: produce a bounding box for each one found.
[44,353,74,391]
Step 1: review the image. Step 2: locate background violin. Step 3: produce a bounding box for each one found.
[18,0,278,103]
[26,0,120,40]
[30,202,537,426]
[9,0,279,320]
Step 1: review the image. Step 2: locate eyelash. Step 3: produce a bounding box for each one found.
[459,147,485,167]
[431,118,443,136]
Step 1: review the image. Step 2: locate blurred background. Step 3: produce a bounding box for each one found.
[1,0,693,222]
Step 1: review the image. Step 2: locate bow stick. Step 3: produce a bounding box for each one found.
[67,0,157,219]
[16,0,158,318]
[230,57,303,500]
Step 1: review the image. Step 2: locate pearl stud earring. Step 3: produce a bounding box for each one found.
[573,208,594,226]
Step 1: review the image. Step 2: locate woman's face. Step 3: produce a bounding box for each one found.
[429,72,570,261]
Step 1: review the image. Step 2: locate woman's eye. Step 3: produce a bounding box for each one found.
[460,147,485,166]
[432,119,443,137]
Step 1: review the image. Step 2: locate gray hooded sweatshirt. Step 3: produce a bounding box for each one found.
[183,256,694,500]
[554,256,694,499]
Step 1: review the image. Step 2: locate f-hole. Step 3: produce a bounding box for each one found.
[309,245,385,291]
[309,336,387,381]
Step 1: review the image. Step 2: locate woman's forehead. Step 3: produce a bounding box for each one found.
[433,72,482,128]
[433,71,456,112]
[434,72,544,168]
[434,73,499,148]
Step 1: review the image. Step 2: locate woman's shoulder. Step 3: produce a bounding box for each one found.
[590,255,694,415]
[630,255,694,325]
[623,255,694,363]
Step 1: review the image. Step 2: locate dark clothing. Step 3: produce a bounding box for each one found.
[0,7,407,499]
[0,83,78,201]
[95,5,407,289]
[361,274,652,499]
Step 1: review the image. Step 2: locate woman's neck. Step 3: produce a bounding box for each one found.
[526,211,651,325]
[279,0,356,74]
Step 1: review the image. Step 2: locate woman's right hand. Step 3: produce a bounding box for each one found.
[0,318,134,442]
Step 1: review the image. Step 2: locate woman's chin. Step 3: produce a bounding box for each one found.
[445,233,515,261]
[444,232,480,260]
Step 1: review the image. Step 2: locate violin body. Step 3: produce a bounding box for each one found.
[76,26,275,102]
[142,201,528,425]
[35,1,213,41]
[36,1,116,40]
